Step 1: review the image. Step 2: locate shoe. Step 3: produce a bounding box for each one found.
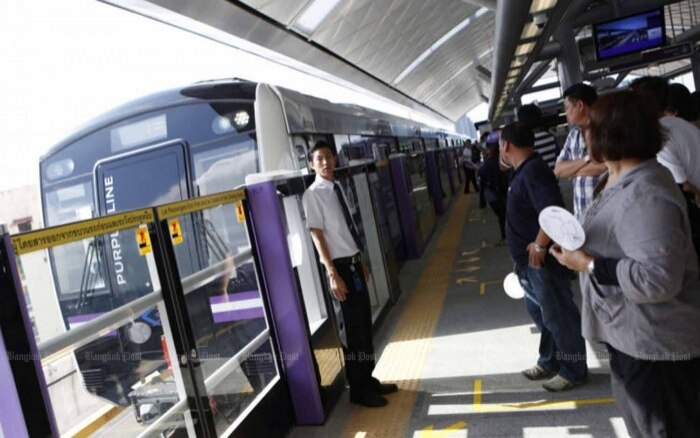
[349,392,388,407]
[522,365,557,381]
[375,382,398,395]
[542,374,587,392]
[370,377,398,395]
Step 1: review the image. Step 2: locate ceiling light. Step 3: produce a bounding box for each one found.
[515,42,535,57]
[530,0,557,13]
[294,0,343,35]
[521,22,543,40]
[477,48,493,59]
[511,57,526,68]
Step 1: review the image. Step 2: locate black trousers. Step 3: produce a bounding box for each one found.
[463,165,479,193]
[333,255,376,395]
[607,344,700,438]
[488,199,507,239]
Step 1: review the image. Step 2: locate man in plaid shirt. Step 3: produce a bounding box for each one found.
[554,84,607,220]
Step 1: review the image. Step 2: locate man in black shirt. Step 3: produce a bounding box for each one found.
[499,122,588,392]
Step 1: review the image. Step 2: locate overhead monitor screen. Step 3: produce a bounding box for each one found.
[593,8,665,61]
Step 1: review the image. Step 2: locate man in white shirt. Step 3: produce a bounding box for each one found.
[302,141,397,408]
[631,76,700,262]
[461,139,480,194]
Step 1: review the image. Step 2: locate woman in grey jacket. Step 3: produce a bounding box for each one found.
[551,91,700,438]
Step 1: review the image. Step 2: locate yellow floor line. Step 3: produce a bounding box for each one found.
[341,194,471,437]
[473,379,482,412]
[464,379,613,414]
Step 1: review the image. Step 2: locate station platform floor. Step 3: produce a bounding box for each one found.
[289,190,631,438]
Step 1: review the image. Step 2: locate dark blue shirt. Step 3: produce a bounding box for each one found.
[478,155,509,203]
[506,153,566,270]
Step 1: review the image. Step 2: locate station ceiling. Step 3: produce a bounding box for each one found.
[237,0,495,121]
[103,0,700,123]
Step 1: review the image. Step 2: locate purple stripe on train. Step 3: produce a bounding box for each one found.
[67,313,118,336]
[209,290,264,323]
[209,290,260,304]
[212,308,265,324]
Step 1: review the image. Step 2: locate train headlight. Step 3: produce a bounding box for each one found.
[212,115,234,135]
[234,111,250,128]
[45,159,75,180]
[127,322,152,344]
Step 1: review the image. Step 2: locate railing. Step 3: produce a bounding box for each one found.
[39,247,253,366]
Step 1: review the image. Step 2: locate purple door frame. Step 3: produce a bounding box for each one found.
[245,182,325,425]
[1,235,57,437]
[425,151,445,215]
[442,149,458,195]
[389,156,423,258]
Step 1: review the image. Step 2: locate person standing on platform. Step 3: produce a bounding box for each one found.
[478,131,508,243]
[551,91,700,437]
[461,139,480,194]
[630,76,700,267]
[499,122,588,392]
[302,141,398,408]
[554,84,607,221]
[517,103,559,170]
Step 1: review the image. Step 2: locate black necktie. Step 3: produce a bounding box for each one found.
[333,183,364,252]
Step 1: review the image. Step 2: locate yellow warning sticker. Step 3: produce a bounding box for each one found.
[235,201,246,223]
[136,225,152,256]
[169,219,183,245]
[156,189,246,220]
[11,209,154,255]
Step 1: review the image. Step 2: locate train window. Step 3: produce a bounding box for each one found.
[292,136,309,172]
[424,138,438,150]
[333,135,350,167]
[193,135,258,196]
[44,181,104,296]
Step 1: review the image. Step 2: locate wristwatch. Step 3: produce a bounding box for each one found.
[532,243,545,253]
[586,258,595,274]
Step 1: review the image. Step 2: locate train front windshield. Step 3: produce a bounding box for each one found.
[40,99,259,406]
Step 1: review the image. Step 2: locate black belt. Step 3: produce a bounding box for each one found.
[333,253,362,265]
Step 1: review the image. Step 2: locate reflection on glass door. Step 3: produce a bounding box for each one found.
[283,196,328,334]
[334,172,390,319]
[161,194,280,437]
[406,154,436,240]
[352,172,391,319]
[11,215,199,437]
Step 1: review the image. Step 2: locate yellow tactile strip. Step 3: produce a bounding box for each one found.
[341,194,471,437]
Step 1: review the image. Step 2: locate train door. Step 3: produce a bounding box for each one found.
[93,142,199,358]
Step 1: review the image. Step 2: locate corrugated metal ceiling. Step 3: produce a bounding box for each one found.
[240,0,494,120]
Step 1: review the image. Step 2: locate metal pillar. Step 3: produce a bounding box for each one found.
[554,23,583,92]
